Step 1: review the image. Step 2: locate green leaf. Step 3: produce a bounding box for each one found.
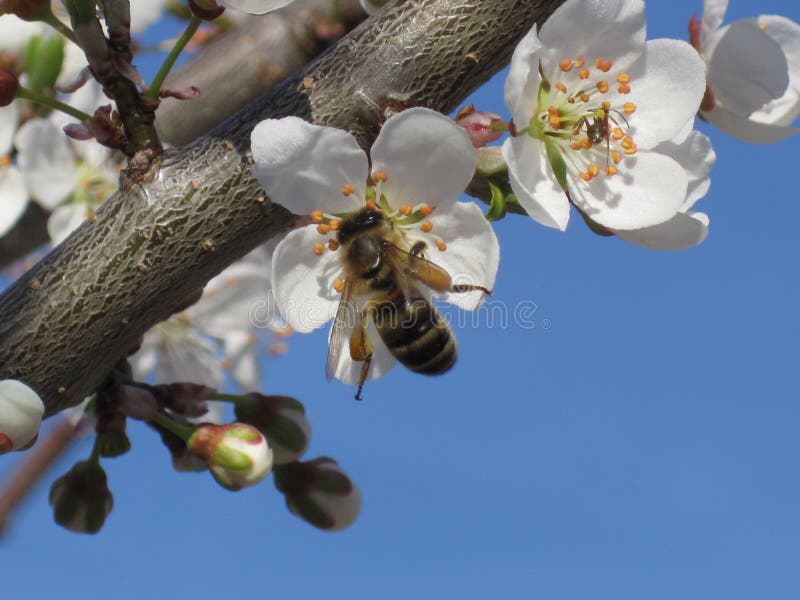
[485,181,507,222]
[26,35,64,95]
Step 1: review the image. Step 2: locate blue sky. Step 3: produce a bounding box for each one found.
[3,2,800,598]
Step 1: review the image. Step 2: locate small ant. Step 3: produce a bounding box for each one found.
[572,104,630,166]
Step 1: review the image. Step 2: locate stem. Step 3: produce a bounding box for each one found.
[16,87,92,122]
[89,436,102,463]
[209,393,247,407]
[146,16,201,100]
[43,14,80,45]
[151,412,196,441]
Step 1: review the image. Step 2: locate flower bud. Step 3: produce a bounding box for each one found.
[155,382,215,418]
[273,457,361,531]
[0,379,44,454]
[0,67,19,106]
[188,423,273,491]
[153,423,207,472]
[49,460,114,534]
[233,394,311,465]
[455,104,503,148]
[188,0,224,20]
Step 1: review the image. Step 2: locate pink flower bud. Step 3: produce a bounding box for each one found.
[234,394,311,465]
[273,457,361,531]
[0,379,44,454]
[188,423,273,491]
[455,104,504,148]
[49,460,114,534]
[0,67,19,107]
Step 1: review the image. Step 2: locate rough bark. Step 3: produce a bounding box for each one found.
[0,0,564,416]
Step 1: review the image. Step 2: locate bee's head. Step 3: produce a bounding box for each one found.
[337,208,384,245]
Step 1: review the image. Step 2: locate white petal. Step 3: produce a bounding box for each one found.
[15,118,77,209]
[569,150,687,230]
[627,39,707,149]
[0,166,28,237]
[220,0,295,14]
[130,0,168,33]
[706,20,789,118]
[701,103,800,143]
[502,136,570,230]
[328,310,396,386]
[0,379,44,450]
[0,17,46,57]
[0,103,18,155]
[370,108,476,210]
[271,226,342,333]
[750,15,800,126]
[538,0,646,77]
[652,130,716,211]
[702,0,728,39]
[58,41,89,88]
[47,202,89,245]
[223,331,260,390]
[406,202,499,311]
[160,330,222,388]
[614,211,709,251]
[504,27,543,126]
[251,117,366,215]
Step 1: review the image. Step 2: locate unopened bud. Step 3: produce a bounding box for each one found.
[188,423,273,491]
[49,460,114,534]
[188,0,224,20]
[118,385,158,421]
[0,379,44,454]
[0,67,19,106]
[455,104,504,148]
[155,382,215,417]
[273,457,362,531]
[234,394,311,465]
[154,423,208,472]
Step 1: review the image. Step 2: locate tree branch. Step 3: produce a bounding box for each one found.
[0,0,564,416]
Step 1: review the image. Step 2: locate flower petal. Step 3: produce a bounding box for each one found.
[370,108,476,210]
[750,15,800,127]
[701,103,800,143]
[538,0,646,77]
[220,0,295,14]
[614,211,709,251]
[406,202,499,310]
[504,26,543,125]
[0,16,46,57]
[502,136,570,230]
[0,166,27,237]
[15,118,77,209]
[702,0,728,38]
[706,20,790,118]
[327,309,396,386]
[130,0,168,33]
[627,39,707,149]
[251,117,367,215]
[653,130,716,210]
[0,102,18,155]
[570,150,687,230]
[47,202,88,245]
[271,226,342,333]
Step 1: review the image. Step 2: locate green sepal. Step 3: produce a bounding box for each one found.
[485,181,507,222]
[25,34,64,95]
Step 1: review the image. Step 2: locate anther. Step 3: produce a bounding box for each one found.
[333,278,346,293]
[435,239,447,251]
[419,205,434,216]
[618,84,631,94]
[313,243,325,256]
[611,150,621,164]
[617,73,631,84]
[366,199,377,211]
[420,221,433,233]
[596,81,609,93]
[578,92,590,103]
[559,58,573,72]
[547,106,561,129]
[329,219,342,231]
[341,183,355,196]
[398,204,413,216]
[372,170,388,183]
[317,223,331,235]
[574,55,585,68]
[310,210,324,223]
[612,128,625,141]
[328,239,340,251]
[623,102,636,114]
[578,68,590,80]
[624,144,638,156]
[555,82,568,94]
[588,164,600,178]
[604,166,618,176]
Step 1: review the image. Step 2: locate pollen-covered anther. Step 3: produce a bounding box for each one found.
[623,102,636,115]
[435,239,447,251]
[604,166,618,176]
[621,136,635,150]
[573,55,585,68]
[420,221,433,233]
[611,150,621,164]
[595,57,612,72]
[547,106,561,129]
[419,204,434,216]
[578,92,590,103]
[587,164,600,178]
[366,199,377,211]
[341,183,355,196]
[578,68,590,80]
[618,84,631,94]
[596,81,609,93]
[329,218,341,231]
[624,143,638,156]
[0,155,10,167]
[612,127,625,141]
[398,204,413,216]
[317,223,331,235]
[372,170,388,183]
[313,243,325,256]
[310,210,324,223]
[328,239,340,251]
[555,82,568,94]
[559,58,573,72]
[333,278,346,293]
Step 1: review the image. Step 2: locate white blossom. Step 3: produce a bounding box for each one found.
[0,379,45,453]
[251,107,499,386]
[693,0,800,142]
[502,0,707,232]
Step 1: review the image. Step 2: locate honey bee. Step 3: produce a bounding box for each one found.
[327,207,492,399]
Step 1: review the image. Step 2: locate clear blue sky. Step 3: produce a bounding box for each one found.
[3,2,800,598]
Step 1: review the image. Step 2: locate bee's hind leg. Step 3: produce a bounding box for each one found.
[350,306,374,400]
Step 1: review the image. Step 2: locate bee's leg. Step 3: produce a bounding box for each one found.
[349,306,374,400]
[451,283,493,296]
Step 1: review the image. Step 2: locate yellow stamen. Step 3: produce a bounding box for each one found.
[419,204,434,216]
[624,144,638,156]
[398,204,413,216]
[372,170,388,183]
[559,58,573,72]
[0,156,10,168]
[329,218,342,231]
[333,278,346,293]
[341,183,355,196]
[313,243,325,256]
[420,221,433,233]
[623,102,637,115]
[612,128,625,141]
[618,84,631,94]
[555,82,568,94]
[578,92,590,103]
[588,164,600,178]
[435,239,447,251]
[317,223,331,235]
[578,68,590,80]
[617,73,631,84]
[548,106,561,129]
[611,150,622,164]
[579,171,592,182]
[366,199,377,211]
[596,81,609,93]
[328,239,340,251]
[604,166,618,176]
[310,210,324,223]
[574,55,585,68]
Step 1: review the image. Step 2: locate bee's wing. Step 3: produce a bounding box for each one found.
[326,279,356,382]
[383,242,452,294]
